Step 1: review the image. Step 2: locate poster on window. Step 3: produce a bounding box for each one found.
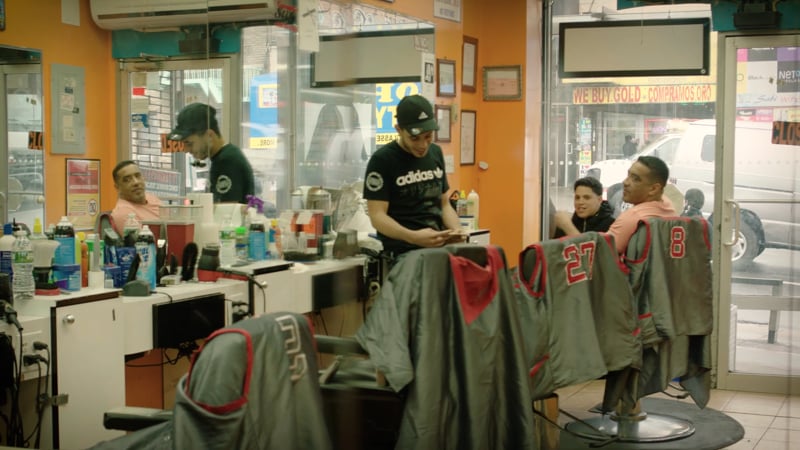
[66,158,100,230]
[375,82,423,147]
[248,73,279,149]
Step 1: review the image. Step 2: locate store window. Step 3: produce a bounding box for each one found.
[239,1,432,214]
[544,1,715,220]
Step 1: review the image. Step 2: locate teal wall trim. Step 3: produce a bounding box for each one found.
[618,0,800,32]
[111,25,242,59]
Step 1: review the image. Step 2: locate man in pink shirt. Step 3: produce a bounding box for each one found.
[110,160,161,234]
[607,156,677,254]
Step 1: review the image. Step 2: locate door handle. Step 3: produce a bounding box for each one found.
[723,199,741,247]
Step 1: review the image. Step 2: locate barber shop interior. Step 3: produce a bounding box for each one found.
[1,0,799,449]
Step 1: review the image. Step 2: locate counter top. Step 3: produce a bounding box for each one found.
[222,259,294,276]
[15,287,121,317]
[224,256,365,277]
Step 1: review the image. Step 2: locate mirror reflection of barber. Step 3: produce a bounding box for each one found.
[170,103,255,204]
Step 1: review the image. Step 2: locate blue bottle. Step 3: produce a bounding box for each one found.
[0,223,15,281]
[247,208,266,261]
[54,216,75,265]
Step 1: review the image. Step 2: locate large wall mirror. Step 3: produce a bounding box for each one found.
[118,0,433,221]
[0,45,44,227]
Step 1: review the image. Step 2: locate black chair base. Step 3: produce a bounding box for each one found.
[321,383,403,450]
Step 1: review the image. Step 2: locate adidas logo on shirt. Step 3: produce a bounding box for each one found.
[395,168,443,186]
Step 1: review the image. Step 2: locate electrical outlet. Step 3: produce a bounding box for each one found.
[2,316,51,381]
[11,330,46,381]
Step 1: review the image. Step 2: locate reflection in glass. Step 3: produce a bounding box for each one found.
[1,45,44,227]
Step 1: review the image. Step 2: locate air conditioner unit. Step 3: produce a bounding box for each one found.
[90,0,278,31]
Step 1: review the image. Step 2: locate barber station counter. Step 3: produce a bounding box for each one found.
[122,278,249,355]
[13,280,250,450]
[8,256,368,450]
[226,256,368,314]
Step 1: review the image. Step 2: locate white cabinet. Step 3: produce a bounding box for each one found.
[255,269,300,314]
[52,297,125,449]
[467,229,491,245]
[244,258,366,315]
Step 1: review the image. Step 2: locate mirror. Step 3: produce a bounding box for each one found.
[0,45,44,227]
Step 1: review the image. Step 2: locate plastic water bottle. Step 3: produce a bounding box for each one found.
[0,223,15,282]
[135,225,156,290]
[235,227,248,262]
[123,213,140,247]
[219,222,237,267]
[54,216,75,265]
[12,226,35,302]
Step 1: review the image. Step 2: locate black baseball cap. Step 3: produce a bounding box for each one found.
[169,103,218,141]
[395,95,439,136]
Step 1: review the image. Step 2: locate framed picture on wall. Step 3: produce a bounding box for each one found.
[437,59,456,97]
[460,110,476,165]
[435,105,451,142]
[462,36,478,93]
[483,65,522,101]
[65,158,101,230]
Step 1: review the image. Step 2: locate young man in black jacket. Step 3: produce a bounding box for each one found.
[553,176,615,238]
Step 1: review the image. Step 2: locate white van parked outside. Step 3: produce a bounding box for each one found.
[671,119,800,268]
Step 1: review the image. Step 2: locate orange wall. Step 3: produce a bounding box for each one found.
[4,0,541,258]
[2,0,116,226]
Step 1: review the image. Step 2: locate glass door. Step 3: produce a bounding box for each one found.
[118,58,232,201]
[1,61,44,227]
[716,34,800,393]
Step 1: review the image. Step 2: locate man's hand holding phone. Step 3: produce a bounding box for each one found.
[445,229,468,244]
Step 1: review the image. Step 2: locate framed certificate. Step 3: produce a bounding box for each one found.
[483,65,522,101]
[437,58,456,97]
[462,36,478,93]
[460,110,476,165]
[435,105,451,142]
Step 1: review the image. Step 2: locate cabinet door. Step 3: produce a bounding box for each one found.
[54,300,125,449]
[255,270,311,314]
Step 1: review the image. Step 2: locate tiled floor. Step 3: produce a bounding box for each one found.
[555,380,800,450]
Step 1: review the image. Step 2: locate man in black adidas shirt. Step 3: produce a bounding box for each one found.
[363,95,464,257]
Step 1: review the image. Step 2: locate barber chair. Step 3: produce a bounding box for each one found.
[513,231,642,401]
[94,312,332,450]
[319,244,537,450]
[564,217,714,443]
[513,231,641,449]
